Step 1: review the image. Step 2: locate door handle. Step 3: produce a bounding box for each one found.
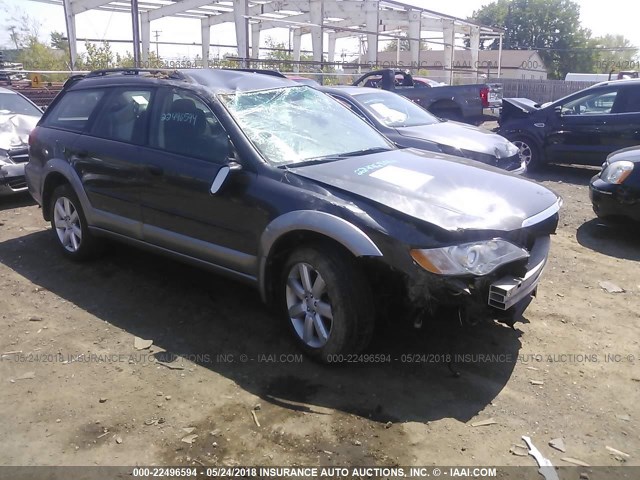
[145,165,164,176]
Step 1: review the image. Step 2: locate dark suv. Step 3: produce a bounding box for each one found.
[26,68,560,361]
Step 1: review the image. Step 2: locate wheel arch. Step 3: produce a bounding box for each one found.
[41,161,90,222]
[258,211,383,304]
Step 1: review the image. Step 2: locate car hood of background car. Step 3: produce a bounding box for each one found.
[0,113,39,152]
[395,121,516,158]
[289,149,559,232]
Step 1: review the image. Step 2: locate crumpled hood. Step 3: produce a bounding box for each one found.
[499,98,542,125]
[396,121,517,158]
[289,149,559,232]
[0,114,39,152]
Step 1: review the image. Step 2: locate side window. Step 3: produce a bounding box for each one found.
[43,89,105,132]
[91,88,152,144]
[562,90,618,115]
[613,87,640,113]
[150,89,229,162]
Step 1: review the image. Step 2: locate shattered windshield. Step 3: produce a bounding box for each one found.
[0,93,42,117]
[356,91,440,128]
[220,86,392,166]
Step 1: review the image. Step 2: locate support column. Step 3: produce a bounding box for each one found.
[470,25,480,82]
[201,18,210,68]
[141,11,150,64]
[293,29,302,72]
[310,0,323,65]
[497,34,503,78]
[251,23,261,59]
[408,10,421,69]
[442,19,455,84]
[327,33,336,65]
[365,0,378,65]
[131,0,141,66]
[62,0,77,70]
[234,0,249,67]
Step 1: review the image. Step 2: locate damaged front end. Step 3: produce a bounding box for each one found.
[0,113,38,195]
[402,215,557,328]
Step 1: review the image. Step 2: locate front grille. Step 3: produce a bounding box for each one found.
[7,178,27,190]
[8,147,29,164]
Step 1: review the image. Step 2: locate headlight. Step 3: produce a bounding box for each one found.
[601,160,634,184]
[411,239,529,276]
[504,141,520,157]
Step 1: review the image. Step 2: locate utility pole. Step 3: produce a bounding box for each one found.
[153,30,162,57]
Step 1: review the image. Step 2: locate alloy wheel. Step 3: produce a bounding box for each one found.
[513,140,533,166]
[53,196,82,253]
[285,262,334,349]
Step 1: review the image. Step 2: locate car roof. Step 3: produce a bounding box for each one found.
[589,78,640,88]
[68,68,299,94]
[0,86,18,94]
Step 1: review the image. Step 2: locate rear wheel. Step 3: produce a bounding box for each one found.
[512,136,542,171]
[280,244,374,362]
[49,184,103,261]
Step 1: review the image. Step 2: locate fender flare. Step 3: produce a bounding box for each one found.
[258,210,383,302]
[42,160,94,223]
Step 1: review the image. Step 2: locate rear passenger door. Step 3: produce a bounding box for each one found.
[72,87,154,237]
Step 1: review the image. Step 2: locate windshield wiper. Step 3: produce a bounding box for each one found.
[278,147,393,169]
[337,147,393,157]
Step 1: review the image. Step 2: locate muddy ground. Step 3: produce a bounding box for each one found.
[0,164,639,473]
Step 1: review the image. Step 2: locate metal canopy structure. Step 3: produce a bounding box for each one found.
[35,0,504,82]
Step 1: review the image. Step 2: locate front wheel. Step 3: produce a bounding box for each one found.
[280,245,374,362]
[512,136,542,171]
[49,184,103,261]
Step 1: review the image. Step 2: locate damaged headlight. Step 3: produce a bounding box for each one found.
[410,239,529,276]
[601,160,634,184]
[504,141,520,158]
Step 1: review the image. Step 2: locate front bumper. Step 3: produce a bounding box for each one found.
[405,235,551,322]
[589,176,640,221]
[0,162,27,195]
[488,236,549,310]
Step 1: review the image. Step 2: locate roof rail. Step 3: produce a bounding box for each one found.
[225,68,287,78]
[85,68,188,80]
[63,74,86,89]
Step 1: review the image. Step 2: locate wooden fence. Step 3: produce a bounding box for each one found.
[490,78,599,103]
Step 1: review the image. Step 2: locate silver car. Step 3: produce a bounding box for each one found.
[0,87,42,196]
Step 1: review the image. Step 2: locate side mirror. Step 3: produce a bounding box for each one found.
[554,105,563,116]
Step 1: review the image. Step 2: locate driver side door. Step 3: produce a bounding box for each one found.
[137,87,260,275]
[545,87,621,165]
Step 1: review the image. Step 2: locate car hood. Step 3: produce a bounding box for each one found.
[289,149,559,232]
[0,113,39,152]
[395,121,515,157]
[499,98,543,124]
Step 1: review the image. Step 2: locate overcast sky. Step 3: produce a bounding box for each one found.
[1,0,639,61]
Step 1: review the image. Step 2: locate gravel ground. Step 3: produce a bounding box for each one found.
[0,164,639,472]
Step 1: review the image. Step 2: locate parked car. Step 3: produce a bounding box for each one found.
[590,146,640,222]
[497,79,640,170]
[352,69,503,124]
[320,86,524,173]
[26,68,560,361]
[285,75,321,87]
[0,86,42,195]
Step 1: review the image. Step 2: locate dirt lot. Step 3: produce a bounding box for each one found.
[1,165,639,473]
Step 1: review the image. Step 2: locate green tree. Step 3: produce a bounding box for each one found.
[382,33,430,52]
[589,34,639,74]
[50,31,68,51]
[469,0,596,79]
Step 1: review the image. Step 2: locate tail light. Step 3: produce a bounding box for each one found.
[480,86,490,107]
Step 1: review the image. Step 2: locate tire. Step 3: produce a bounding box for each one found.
[280,244,375,362]
[49,184,103,261]
[512,136,542,171]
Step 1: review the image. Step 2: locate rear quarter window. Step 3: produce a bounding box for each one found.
[43,89,105,132]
